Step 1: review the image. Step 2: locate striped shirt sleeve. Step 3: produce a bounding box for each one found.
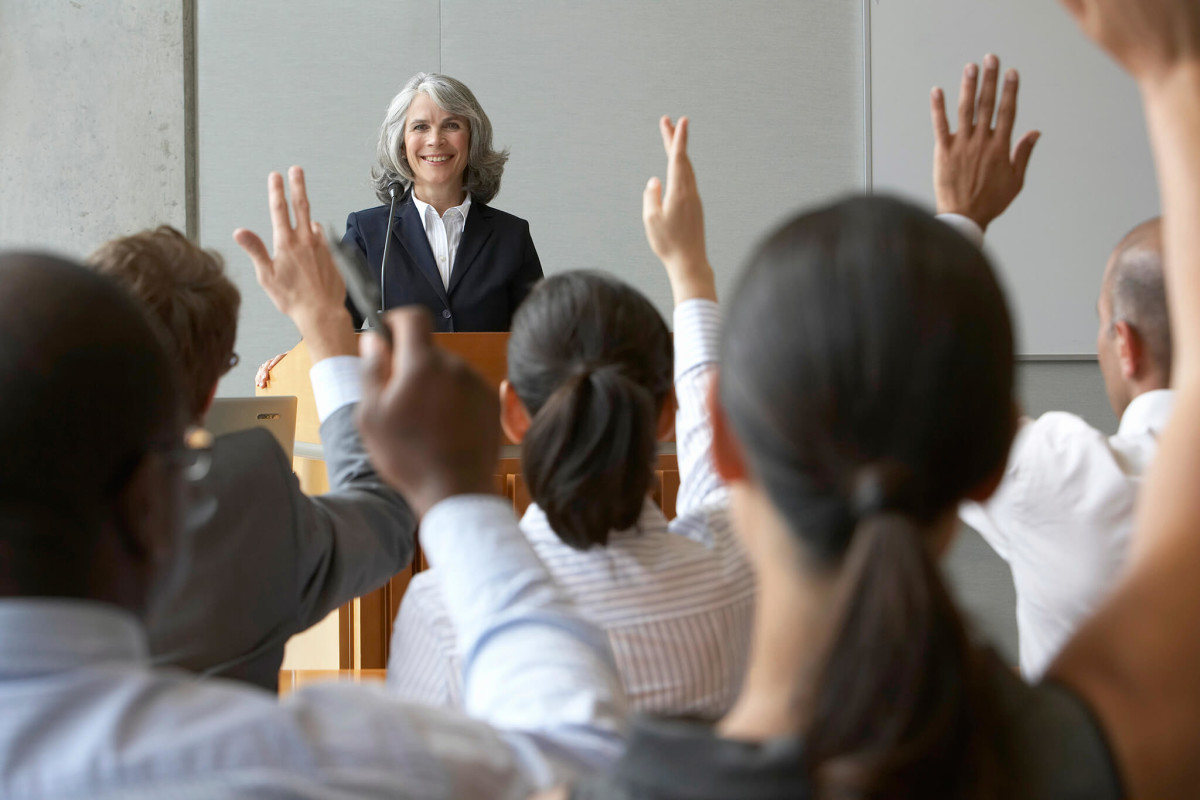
[672,299,727,521]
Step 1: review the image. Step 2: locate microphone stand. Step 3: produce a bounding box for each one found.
[379,181,402,318]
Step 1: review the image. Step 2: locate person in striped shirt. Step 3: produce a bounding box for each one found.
[387,146,754,720]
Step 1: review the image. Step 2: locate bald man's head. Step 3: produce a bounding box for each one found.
[0,253,182,599]
[1097,218,1171,416]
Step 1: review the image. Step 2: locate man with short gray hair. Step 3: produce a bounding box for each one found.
[961,218,1174,679]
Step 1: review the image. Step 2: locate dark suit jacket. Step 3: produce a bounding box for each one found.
[343,194,543,332]
[145,403,416,691]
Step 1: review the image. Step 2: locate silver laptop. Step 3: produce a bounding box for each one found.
[204,396,299,461]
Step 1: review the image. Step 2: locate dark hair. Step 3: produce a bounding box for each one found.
[0,253,180,596]
[721,197,1015,799]
[88,226,241,421]
[508,271,673,550]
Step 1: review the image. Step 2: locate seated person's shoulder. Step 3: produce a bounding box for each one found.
[984,652,1123,799]
[1013,411,1107,464]
[207,428,292,491]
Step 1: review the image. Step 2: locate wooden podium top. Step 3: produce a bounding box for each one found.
[257,333,509,445]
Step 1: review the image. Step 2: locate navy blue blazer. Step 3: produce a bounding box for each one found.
[343,194,543,332]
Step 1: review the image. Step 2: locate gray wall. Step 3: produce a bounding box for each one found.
[0,1,187,257]
[196,0,866,394]
[871,0,1159,356]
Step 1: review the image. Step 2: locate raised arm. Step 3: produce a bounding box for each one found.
[1049,2,1200,797]
[931,53,1040,238]
[234,167,416,639]
[643,117,725,517]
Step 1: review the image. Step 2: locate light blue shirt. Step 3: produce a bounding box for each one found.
[0,497,626,799]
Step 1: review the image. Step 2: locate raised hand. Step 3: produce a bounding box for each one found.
[643,116,717,304]
[1060,0,1200,84]
[234,166,354,361]
[356,308,500,518]
[931,55,1040,232]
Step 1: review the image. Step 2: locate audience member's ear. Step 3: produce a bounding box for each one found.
[113,452,176,565]
[656,388,677,442]
[1113,320,1144,380]
[500,380,531,444]
[709,374,748,482]
[199,382,218,421]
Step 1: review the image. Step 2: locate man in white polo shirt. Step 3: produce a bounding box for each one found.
[961,220,1172,679]
[927,53,1173,681]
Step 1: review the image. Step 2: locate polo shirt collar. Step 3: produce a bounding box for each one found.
[1118,389,1175,437]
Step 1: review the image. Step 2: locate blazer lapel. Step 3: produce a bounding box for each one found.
[394,196,449,305]
[447,203,495,296]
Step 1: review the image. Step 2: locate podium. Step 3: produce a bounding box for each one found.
[259,334,680,670]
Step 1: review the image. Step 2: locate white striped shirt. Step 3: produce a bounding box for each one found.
[388,299,755,719]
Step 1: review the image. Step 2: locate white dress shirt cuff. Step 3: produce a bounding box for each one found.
[309,355,364,424]
[937,213,985,249]
[673,299,721,383]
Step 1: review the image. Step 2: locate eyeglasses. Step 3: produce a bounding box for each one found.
[162,427,215,482]
[228,352,240,369]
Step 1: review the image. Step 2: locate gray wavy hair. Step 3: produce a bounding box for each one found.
[371,72,509,205]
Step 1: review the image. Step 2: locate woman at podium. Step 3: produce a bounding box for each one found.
[256,72,542,387]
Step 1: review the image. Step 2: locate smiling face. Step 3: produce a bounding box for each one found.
[403,92,470,202]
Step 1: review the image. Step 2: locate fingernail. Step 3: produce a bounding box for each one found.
[1007,69,1018,82]
[985,54,998,69]
[966,63,977,77]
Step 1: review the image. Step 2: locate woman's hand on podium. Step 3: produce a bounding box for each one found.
[357,307,500,518]
[255,352,287,389]
[643,115,717,305]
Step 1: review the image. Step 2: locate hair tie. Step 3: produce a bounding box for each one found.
[850,461,920,521]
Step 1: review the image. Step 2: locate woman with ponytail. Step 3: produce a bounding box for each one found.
[387,125,755,718]
[561,102,1133,800]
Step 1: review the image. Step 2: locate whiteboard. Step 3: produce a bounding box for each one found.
[197,0,865,394]
[870,0,1159,356]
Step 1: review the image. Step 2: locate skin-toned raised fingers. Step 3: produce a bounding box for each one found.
[383,306,435,381]
[267,172,292,248]
[995,68,1021,141]
[288,166,313,244]
[233,227,275,289]
[643,176,664,225]
[232,228,270,270]
[659,115,675,154]
[930,87,952,149]
[956,62,980,134]
[359,330,392,400]
[665,117,695,196]
[1012,129,1042,185]
[976,54,1001,130]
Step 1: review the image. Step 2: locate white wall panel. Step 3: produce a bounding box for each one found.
[871,0,1159,355]
[198,1,863,392]
[197,0,440,393]
[441,0,865,318]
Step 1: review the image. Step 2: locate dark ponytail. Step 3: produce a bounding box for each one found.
[721,198,1015,798]
[509,271,672,550]
[805,468,1000,800]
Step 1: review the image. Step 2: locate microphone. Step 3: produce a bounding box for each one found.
[379,180,403,314]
